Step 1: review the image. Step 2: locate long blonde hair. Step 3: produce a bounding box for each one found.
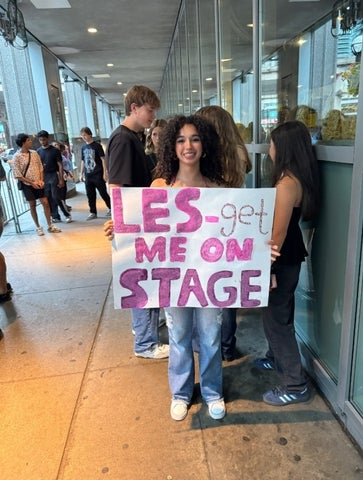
[196,106,251,187]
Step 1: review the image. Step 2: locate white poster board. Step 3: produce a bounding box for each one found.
[111,187,276,309]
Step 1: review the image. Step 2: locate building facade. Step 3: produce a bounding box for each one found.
[0,0,362,449]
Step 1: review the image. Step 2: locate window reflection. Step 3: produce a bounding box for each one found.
[258,12,361,145]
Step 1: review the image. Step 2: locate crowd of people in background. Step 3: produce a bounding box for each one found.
[0,84,320,424]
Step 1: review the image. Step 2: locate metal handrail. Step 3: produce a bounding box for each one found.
[0,162,31,233]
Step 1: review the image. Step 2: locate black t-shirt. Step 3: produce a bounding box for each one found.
[106,125,151,187]
[81,141,105,176]
[37,145,62,174]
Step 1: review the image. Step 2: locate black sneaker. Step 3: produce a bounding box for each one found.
[254,357,275,370]
[0,328,3,340]
[0,291,11,303]
[263,386,310,406]
[222,352,235,362]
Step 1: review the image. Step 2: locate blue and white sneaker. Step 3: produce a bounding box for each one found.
[254,357,275,370]
[263,386,310,406]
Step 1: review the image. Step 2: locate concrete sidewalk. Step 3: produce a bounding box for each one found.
[0,184,362,480]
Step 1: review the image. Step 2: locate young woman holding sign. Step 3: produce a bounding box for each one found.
[151,115,227,421]
[103,115,280,421]
[254,120,319,406]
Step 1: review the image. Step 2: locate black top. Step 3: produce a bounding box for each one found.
[145,152,157,173]
[275,207,307,266]
[37,145,62,174]
[106,125,151,187]
[81,141,105,176]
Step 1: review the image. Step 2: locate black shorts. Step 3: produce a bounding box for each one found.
[22,184,45,201]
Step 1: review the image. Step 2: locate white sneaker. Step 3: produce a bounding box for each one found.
[135,343,169,359]
[37,226,45,236]
[86,213,97,220]
[170,400,188,421]
[66,216,73,223]
[105,209,111,216]
[208,399,226,420]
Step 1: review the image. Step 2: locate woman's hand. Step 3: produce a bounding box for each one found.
[268,240,281,263]
[104,220,114,241]
[32,180,44,189]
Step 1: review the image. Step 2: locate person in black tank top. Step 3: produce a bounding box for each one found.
[254,121,319,406]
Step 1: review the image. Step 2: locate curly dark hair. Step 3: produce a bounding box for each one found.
[15,133,29,147]
[154,115,225,185]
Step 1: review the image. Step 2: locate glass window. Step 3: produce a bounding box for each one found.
[199,1,217,105]
[179,9,190,115]
[352,265,363,414]
[295,162,352,381]
[261,1,360,146]
[186,0,201,113]
[219,0,253,115]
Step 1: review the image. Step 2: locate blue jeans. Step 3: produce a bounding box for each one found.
[165,307,223,404]
[132,308,160,353]
[192,308,237,358]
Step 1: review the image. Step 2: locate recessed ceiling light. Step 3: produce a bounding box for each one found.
[192,89,198,93]
[107,63,114,67]
[221,58,232,62]
[52,47,80,54]
[205,77,213,81]
[91,74,110,79]
[117,81,123,85]
[88,27,98,33]
[30,0,71,8]
[247,23,253,28]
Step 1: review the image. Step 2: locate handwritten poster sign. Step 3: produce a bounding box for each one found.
[111,187,276,309]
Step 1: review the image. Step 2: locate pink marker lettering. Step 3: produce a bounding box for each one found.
[112,188,141,234]
[200,238,224,262]
[170,236,187,262]
[177,269,208,306]
[142,189,170,233]
[120,269,148,308]
[151,268,181,307]
[135,237,166,262]
[225,238,253,261]
[175,188,203,233]
[207,271,237,307]
[240,270,261,307]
